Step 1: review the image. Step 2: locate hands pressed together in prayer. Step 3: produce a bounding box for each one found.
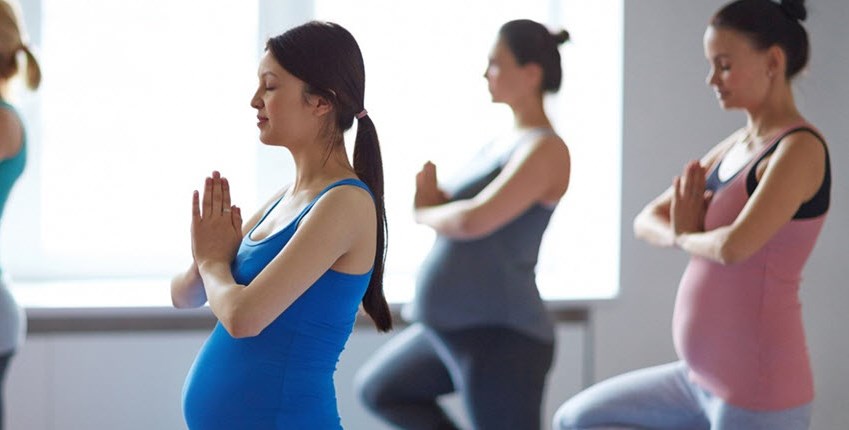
[414,161,449,210]
[191,171,243,268]
[670,160,713,237]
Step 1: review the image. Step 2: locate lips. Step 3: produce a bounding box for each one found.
[256,114,268,127]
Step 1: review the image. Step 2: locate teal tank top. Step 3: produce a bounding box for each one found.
[0,100,27,354]
[0,100,26,223]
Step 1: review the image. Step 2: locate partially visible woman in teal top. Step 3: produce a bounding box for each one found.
[0,1,40,429]
[170,21,392,429]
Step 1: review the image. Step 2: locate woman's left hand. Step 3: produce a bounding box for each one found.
[671,160,713,236]
[191,171,243,268]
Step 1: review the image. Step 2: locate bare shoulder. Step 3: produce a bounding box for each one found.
[311,181,376,220]
[0,108,23,159]
[520,132,570,163]
[772,129,827,167]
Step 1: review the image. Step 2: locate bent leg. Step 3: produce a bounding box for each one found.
[431,326,555,430]
[704,395,812,430]
[354,324,459,430]
[552,361,710,430]
[0,352,12,430]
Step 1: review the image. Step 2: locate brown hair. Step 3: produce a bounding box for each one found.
[0,0,40,90]
[266,21,392,332]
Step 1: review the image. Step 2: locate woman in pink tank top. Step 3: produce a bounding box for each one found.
[553,1,830,429]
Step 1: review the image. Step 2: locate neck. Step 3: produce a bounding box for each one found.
[509,93,551,130]
[744,80,803,143]
[287,137,355,193]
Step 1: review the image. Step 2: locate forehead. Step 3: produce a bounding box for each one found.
[490,39,515,61]
[703,26,756,57]
[258,50,285,76]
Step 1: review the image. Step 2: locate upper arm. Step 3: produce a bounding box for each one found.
[228,186,375,332]
[0,109,23,160]
[461,135,570,237]
[721,132,827,262]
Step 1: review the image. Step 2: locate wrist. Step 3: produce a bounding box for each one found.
[196,259,227,274]
[671,231,684,248]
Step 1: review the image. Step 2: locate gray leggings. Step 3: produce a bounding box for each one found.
[0,351,10,430]
[356,323,554,430]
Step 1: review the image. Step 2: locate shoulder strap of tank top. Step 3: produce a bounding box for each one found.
[746,125,826,187]
[291,178,372,228]
[500,127,558,164]
[745,125,831,217]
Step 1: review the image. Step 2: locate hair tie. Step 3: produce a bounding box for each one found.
[356,109,368,120]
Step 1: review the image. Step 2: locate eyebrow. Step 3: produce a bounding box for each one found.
[259,71,278,78]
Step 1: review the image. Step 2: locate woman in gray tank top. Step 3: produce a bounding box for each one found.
[0,2,41,428]
[356,19,572,429]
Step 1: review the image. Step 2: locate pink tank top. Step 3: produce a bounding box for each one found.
[672,125,829,410]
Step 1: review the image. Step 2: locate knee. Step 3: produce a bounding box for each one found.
[551,399,584,430]
[353,365,391,412]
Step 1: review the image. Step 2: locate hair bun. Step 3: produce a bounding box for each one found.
[552,29,570,45]
[780,0,807,21]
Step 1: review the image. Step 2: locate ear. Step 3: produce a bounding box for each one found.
[304,92,335,118]
[522,62,544,91]
[766,44,787,79]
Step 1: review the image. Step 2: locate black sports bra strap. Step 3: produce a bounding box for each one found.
[745,127,831,219]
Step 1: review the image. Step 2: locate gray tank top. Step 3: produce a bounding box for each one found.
[409,128,558,342]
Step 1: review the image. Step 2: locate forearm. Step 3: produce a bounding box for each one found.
[197,261,253,335]
[415,200,483,240]
[633,210,676,248]
[170,264,207,308]
[674,226,733,264]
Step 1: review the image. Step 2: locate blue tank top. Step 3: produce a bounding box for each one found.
[182,178,373,429]
[410,128,558,342]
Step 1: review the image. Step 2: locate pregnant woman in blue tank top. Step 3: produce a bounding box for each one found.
[170,21,391,429]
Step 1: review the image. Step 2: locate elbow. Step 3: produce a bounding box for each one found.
[170,287,200,309]
[219,308,263,339]
[221,319,262,339]
[171,295,191,309]
[452,213,493,240]
[716,238,749,265]
[633,212,648,241]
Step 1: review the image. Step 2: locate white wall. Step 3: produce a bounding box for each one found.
[5,1,848,429]
[5,325,583,430]
[596,1,849,429]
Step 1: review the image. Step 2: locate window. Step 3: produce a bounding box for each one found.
[6,0,621,304]
[313,0,623,302]
[7,0,260,279]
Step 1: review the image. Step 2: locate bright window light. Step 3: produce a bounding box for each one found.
[5,0,621,305]
[315,0,622,302]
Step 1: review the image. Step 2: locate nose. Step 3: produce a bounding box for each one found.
[250,88,263,109]
[705,67,717,87]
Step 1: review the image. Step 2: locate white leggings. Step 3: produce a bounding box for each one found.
[553,361,812,430]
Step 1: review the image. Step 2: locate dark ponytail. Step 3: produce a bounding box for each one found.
[353,114,391,332]
[267,21,392,332]
[711,0,810,79]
